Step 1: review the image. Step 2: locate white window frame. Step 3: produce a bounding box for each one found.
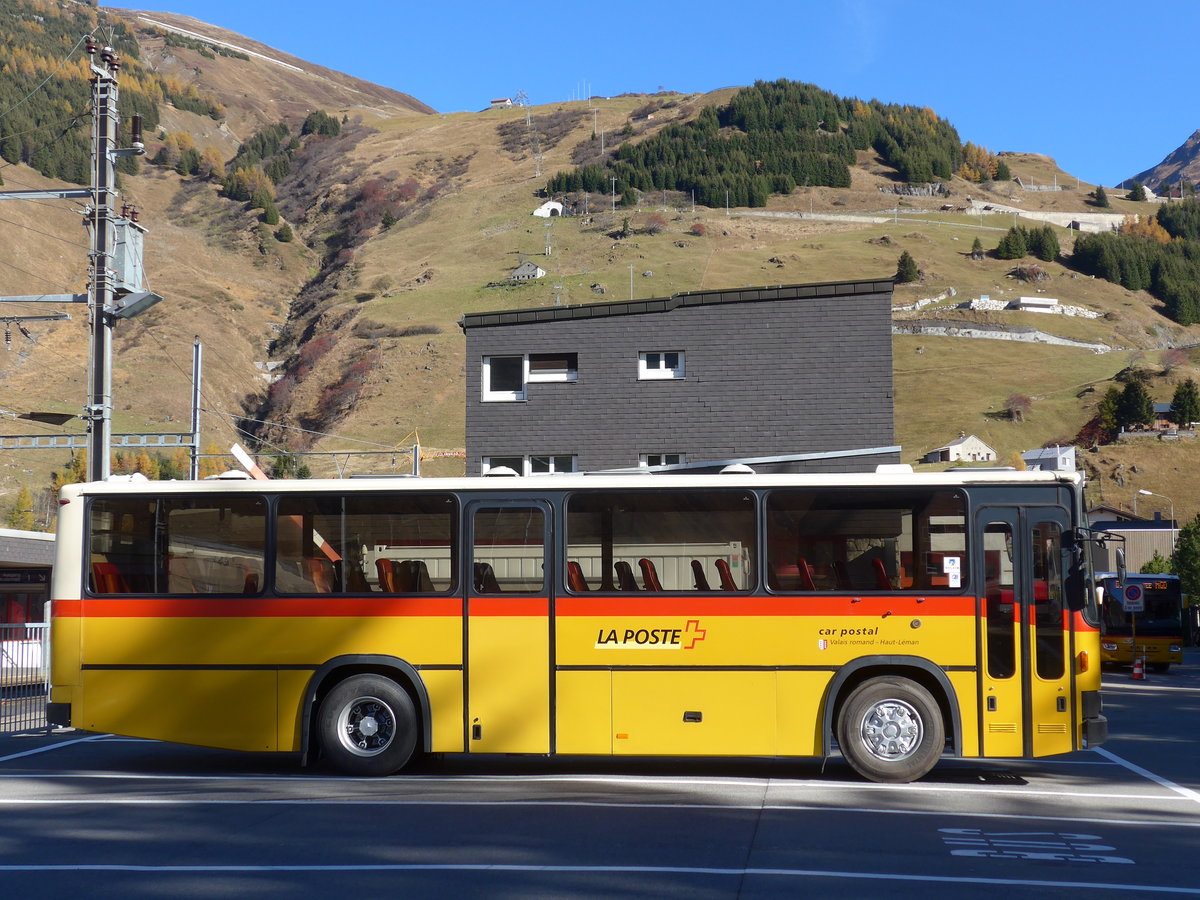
[483,353,578,401]
[526,353,578,384]
[528,454,578,475]
[640,453,686,468]
[482,454,578,476]
[482,355,527,402]
[638,350,684,380]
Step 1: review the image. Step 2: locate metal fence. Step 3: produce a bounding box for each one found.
[1,622,48,733]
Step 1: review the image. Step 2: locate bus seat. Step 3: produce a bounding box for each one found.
[639,558,663,591]
[375,558,398,592]
[872,558,892,590]
[715,558,738,591]
[304,558,336,593]
[92,561,130,594]
[833,560,852,590]
[242,570,260,594]
[567,561,590,592]
[401,560,434,592]
[473,562,502,593]
[1033,581,1050,603]
[691,560,711,591]
[796,558,816,591]
[614,561,640,591]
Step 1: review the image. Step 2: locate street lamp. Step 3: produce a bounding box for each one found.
[1137,488,1176,552]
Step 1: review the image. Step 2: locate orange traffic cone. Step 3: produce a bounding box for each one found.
[1132,655,1145,680]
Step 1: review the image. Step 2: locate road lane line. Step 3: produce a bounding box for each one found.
[0,796,1196,830]
[1094,747,1200,806]
[0,734,109,763]
[0,862,1194,893]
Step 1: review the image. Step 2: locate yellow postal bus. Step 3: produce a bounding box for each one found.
[47,468,1108,782]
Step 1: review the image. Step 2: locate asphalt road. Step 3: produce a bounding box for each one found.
[2,652,1198,899]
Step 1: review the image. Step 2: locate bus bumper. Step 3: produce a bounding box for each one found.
[46,702,72,727]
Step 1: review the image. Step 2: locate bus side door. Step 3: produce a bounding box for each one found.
[465,501,552,753]
[977,506,1074,758]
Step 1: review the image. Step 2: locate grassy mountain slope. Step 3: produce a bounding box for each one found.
[1,5,1198,528]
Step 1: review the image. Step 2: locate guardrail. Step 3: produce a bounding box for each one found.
[1,622,48,733]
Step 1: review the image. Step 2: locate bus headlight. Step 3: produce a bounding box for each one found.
[1101,642,1117,651]
[1170,644,1182,653]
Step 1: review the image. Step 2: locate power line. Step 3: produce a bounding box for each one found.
[0,211,89,249]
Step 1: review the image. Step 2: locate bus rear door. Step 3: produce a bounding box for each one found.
[977,506,1074,758]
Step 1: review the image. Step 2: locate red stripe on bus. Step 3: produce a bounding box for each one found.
[59,596,464,618]
[556,595,975,617]
[468,596,549,617]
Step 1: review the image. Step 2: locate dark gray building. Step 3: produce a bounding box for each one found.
[459,279,899,475]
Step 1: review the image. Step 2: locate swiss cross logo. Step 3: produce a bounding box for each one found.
[684,619,707,650]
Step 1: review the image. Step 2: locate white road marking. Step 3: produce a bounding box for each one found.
[0,734,109,763]
[0,862,1195,893]
[1094,747,1200,806]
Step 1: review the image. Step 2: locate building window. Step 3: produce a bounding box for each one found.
[527,353,577,383]
[482,353,578,400]
[640,453,685,468]
[482,356,526,401]
[483,455,577,476]
[529,455,577,475]
[639,351,684,380]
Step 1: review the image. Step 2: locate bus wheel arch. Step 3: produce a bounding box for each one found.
[822,657,960,782]
[301,655,432,771]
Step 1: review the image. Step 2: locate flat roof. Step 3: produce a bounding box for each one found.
[459,278,894,330]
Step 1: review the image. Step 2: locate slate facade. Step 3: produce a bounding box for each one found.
[460,279,898,474]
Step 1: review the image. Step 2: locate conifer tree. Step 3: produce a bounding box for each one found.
[996,226,1027,260]
[1169,377,1200,428]
[1094,185,1111,208]
[895,250,919,283]
[1117,380,1155,430]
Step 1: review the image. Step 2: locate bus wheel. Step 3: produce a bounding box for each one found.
[1151,662,1170,674]
[318,674,418,776]
[837,677,944,783]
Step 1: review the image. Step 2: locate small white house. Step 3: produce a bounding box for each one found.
[510,261,546,281]
[490,98,513,109]
[923,433,997,464]
[533,201,564,218]
[1022,445,1075,472]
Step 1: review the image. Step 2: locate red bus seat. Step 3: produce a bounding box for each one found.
[638,558,663,591]
[691,560,711,591]
[567,561,590,592]
[715,558,738,591]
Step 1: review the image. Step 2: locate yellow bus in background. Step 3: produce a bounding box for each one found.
[48,468,1107,782]
[1097,573,1184,672]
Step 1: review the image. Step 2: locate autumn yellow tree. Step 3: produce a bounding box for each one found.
[5,486,36,530]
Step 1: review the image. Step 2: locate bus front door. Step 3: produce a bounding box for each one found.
[977,507,1074,759]
[465,501,552,754]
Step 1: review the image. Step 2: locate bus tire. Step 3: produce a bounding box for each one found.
[317,674,418,776]
[837,677,944,783]
[1150,662,1170,674]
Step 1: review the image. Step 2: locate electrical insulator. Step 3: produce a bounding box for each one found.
[4,323,10,351]
[130,115,143,150]
[17,324,32,340]
[100,46,114,64]
[129,207,139,223]
[85,36,96,55]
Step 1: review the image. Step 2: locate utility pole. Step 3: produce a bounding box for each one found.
[190,337,202,480]
[0,35,167,480]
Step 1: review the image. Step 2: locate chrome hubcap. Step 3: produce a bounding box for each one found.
[860,698,922,761]
[337,696,396,757]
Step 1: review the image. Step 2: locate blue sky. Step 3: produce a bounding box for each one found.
[131,0,1199,187]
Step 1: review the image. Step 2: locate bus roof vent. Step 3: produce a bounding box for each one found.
[207,470,253,480]
[484,466,520,477]
[875,464,914,475]
[720,463,755,475]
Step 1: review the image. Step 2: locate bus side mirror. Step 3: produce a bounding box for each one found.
[1115,548,1127,593]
